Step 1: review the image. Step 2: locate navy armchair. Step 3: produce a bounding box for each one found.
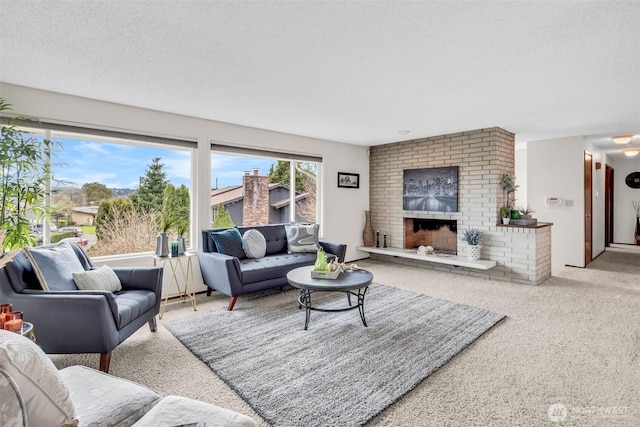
[0,243,162,373]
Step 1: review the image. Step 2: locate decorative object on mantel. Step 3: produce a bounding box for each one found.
[510,205,538,225]
[633,201,640,245]
[500,172,519,219]
[362,211,376,247]
[460,227,482,261]
[518,205,535,220]
[500,207,510,225]
[417,245,435,255]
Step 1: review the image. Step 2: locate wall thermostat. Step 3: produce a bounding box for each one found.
[546,197,562,207]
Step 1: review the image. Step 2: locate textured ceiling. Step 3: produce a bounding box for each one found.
[0,1,639,157]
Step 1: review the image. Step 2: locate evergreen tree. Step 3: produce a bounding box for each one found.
[161,183,190,234]
[130,157,168,212]
[212,203,235,228]
[174,184,190,234]
[268,161,315,191]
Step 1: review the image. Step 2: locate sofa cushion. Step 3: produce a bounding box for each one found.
[113,290,158,328]
[60,365,161,427]
[132,395,257,427]
[209,228,246,259]
[242,229,267,259]
[239,253,316,284]
[0,330,79,427]
[285,224,320,253]
[73,265,122,292]
[23,242,86,291]
[248,225,288,256]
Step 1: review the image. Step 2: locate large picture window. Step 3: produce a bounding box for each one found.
[18,126,193,257]
[210,147,319,228]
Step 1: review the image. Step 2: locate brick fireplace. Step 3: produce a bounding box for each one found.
[366,127,552,284]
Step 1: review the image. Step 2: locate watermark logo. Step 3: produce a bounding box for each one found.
[548,403,568,423]
[548,403,629,423]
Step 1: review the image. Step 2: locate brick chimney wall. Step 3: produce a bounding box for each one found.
[242,169,270,225]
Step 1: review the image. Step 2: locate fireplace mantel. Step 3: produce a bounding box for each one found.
[356,246,497,270]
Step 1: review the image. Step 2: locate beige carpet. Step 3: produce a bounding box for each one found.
[52,247,640,426]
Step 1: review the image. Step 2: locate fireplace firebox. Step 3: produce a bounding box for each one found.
[404,218,458,254]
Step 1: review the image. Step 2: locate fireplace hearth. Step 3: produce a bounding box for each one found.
[404,218,458,254]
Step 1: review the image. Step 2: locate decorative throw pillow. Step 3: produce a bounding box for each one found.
[73,266,122,292]
[242,229,267,259]
[23,242,86,291]
[0,330,79,427]
[285,224,320,253]
[209,228,246,259]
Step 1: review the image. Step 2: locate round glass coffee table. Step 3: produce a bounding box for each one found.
[286,266,373,330]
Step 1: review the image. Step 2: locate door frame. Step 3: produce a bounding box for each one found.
[605,164,614,246]
[584,152,593,266]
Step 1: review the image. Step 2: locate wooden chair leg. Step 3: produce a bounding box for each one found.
[227,296,238,311]
[99,352,111,373]
[206,287,212,296]
[148,316,157,332]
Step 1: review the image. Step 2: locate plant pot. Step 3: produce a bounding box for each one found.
[520,214,532,220]
[501,217,510,225]
[176,235,186,255]
[155,232,169,257]
[467,245,481,260]
[510,209,519,219]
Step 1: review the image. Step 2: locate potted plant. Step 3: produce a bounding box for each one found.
[500,207,510,225]
[500,172,519,219]
[0,99,56,253]
[460,227,482,260]
[518,205,535,220]
[155,214,175,257]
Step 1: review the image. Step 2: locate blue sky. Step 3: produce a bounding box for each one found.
[52,137,276,190]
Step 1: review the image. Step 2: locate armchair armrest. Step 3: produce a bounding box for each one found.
[112,267,163,293]
[197,251,243,297]
[319,240,347,263]
[10,290,120,354]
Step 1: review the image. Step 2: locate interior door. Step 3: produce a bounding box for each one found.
[584,152,593,266]
[605,165,614,246]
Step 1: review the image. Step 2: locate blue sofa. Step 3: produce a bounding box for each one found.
[199,224,347,310]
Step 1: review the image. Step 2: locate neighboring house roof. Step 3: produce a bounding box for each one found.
[210,183,300,208]
[210,185,243,207]
[271,192,312,209]
[72,206,98,215]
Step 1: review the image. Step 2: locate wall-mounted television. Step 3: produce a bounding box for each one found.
[403,166,458,212]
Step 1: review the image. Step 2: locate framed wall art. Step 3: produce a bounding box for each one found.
[403,166,458,212]
[337,172,359,188]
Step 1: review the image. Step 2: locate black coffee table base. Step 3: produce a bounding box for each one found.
[297,287,369,330]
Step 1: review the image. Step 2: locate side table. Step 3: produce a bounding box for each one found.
[153,253,197,319]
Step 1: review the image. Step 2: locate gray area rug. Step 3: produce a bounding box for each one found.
[164,284,505,427]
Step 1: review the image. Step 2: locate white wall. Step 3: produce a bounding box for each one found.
[514,145,528,209]
[527,136,585,273]
[526,136,608,274]
[1,83,369,296]
[613,156,640,244]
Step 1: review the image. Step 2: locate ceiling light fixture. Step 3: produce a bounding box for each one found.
[612,135,633,145]
[623,148,640,157]
[399,130,410,135]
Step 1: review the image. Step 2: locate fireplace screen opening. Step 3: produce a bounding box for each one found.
[404,218,458,255]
